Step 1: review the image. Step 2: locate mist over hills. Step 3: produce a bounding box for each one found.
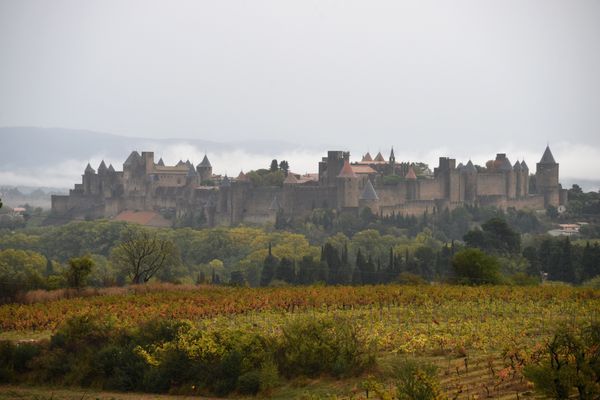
[1,127,599,194]
[0,127,302,168]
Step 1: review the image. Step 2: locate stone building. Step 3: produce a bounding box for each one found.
[51,146,567,226]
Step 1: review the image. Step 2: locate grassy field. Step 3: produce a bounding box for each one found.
[1,284,597,399]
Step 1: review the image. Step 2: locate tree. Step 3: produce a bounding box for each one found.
[524,323,600,399]
[451,248,501,285]
[464,217,520,254]
[260,243,278,286]
[65,255,94,289]
[270,159,279,172]
[276,257,296,283]
[229,270,246,286]
[110,229,181,284]
[279,160,289,175]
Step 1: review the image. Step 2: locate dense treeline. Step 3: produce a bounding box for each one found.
[0,203,599,301]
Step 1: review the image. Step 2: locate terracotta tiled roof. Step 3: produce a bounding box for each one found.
[362,152,373,162]
[338,159,357,178]
[237,171,249,181]
[374,152,385,162]
[351,165,377,174]
[154,165,188,173]
[114,210,172,227]
[283,173,299,184]
[405,166,417,180]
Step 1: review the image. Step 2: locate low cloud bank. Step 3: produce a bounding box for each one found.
[1,142,598,192]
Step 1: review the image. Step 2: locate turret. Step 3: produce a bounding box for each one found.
[535,145,560,207]
[405,165,418,200]
[196,155,213,183]
[336,159,359,209]
[520,160,529,197]
[98,160,107,175]
[358,179,379,214]
[463,160,478,202]
[495,154,515,199]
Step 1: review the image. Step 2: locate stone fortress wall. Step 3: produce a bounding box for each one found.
[51,145,567,227]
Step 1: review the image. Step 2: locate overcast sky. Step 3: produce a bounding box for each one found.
[1,0,599,180]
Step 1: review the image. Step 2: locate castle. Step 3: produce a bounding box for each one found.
[51,146,567,226]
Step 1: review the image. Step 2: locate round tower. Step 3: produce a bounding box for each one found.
[358,179,380,214]
[336,159,359,209]
[535,146,559,207]
[196,154,213,183]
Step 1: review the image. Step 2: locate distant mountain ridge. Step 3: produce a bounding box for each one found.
[0,127,305,169]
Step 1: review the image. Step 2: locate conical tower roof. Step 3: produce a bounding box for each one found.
[198,154,212,168]
[521,160,529,171]
[337,159,357,178]
[124,151,141,166]
[540,145,556,164]
[283,173,299,184]
[187,165,197,177]
[360,179,379,201]
[465,160,477,174]
[85,163,95,174]
[374,152,385,162]
[498,157,513,172]
[157,158,165,166]
[405,166,417,180]
[513,160,521,171]
[362,152,373,162]
[176,160,186,167]
[98,160,107,173]
[108,164,116,173]
[457,162,464,170]
[220,175,230,187]
[389,147,395,159]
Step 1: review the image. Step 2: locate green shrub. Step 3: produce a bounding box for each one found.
[259,359,279,394]
[278,315,376,378]
[238,370,261,395]
[524,322,600,399]
[12,342,40,373]
[392,358,443,400]
[0,341,15,382]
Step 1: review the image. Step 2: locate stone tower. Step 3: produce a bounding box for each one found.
[535,146,560,207]
[336,159,359,209]
[358,179,380,214]
[196,155,213,183]
[463,160,478,203]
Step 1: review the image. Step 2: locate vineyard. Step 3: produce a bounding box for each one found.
[1,284,598,399]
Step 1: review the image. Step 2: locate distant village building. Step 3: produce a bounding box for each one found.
[51,146,567,226]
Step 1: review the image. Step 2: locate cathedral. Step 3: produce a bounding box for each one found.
[51,146,567,226]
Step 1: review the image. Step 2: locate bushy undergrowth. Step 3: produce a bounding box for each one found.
[0,314,376,396]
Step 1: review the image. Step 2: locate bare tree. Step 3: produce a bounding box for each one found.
[111,229,181,284]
